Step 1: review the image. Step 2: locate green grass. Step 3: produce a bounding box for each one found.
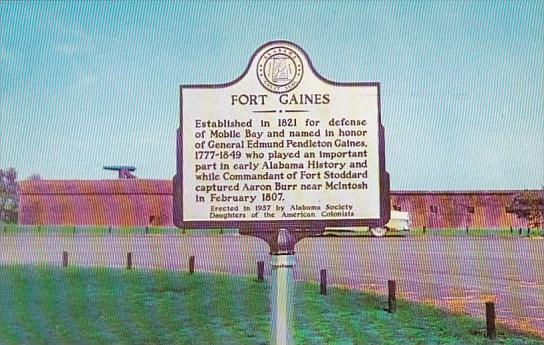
[0,265,541,345]
[2,224,543,238]
[408,227,544,238]
[0,224,238,236]
[321,227,544,238]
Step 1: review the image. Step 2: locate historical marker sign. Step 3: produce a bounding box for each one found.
[173,41,389,231]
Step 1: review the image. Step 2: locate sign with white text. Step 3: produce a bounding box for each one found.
[173,41,389,230]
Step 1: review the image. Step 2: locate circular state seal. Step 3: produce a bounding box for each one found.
[257,45,303,93]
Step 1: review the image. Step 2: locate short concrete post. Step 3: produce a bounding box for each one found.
[320,269,327,295]
[388,280,396,313]
[189,256,195,274]
[257,260,264,282]
[127,252,132,269]
[62,251,68,267]
[485,301,496,339]
[423,226,426,234]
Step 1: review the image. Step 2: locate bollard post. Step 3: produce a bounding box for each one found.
[62,251,68,267]
[189,256,195,274]
[510,226,513,234]
[518,228,522,235]
[388,280,396,313]
[257,260,264,282]
[127,252,132,269]
[73,226,76,235]
[465,227,469,235]
[145,226,149,235]
[108,226,112,235]
[485,301,496,339]
[320,269,327,295]
[423,226,426,234]
[527,228,531,236]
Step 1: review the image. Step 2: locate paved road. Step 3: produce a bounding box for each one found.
[1,234,543,337]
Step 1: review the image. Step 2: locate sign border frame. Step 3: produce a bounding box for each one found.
[173,40,390,231]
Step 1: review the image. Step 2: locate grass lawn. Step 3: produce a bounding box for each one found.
[0,265,541,345]
[3,224,543,238]
[0,224,237,236]
[408,228,544,238]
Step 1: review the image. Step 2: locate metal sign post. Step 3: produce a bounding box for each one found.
[239,228,320,345]
[270,254,295,345]
[270,229,295,345]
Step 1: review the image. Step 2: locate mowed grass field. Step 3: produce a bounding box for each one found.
[0,224,238,236]
[2,224,543,238]
[0,265,542,345]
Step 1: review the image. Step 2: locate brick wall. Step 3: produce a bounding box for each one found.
[18,180,528,229]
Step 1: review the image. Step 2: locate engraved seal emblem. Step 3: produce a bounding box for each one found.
[257,45,303,93]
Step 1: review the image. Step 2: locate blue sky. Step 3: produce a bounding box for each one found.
[1,1,543,190]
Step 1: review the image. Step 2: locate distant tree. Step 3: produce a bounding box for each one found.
[0,168,19,223]
[508,189,544,229]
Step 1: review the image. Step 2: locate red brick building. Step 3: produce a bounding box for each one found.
[18,180,172,227]
[18,179,528,229]
[390,190,527,229]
